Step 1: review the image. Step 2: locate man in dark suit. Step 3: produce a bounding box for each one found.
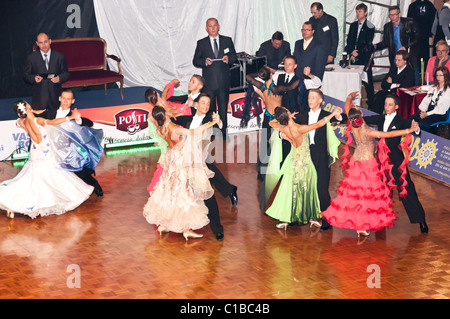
[256,31,291,73]
[309,2,339,64]
[374,6,420,70]
[47,89,103,197]
[372,50,415,114]
[173,93,238,241]
[294,89,345,231]
[364,93,428,234]
[23,33,69,117]
[193,18,237,139]
[293,21,327,113]
[345,3,375,108]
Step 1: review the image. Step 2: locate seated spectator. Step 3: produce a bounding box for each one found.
[256,31,291,74]
[371,50,415,114]
[425,40,450,84]
[410,66,450,133]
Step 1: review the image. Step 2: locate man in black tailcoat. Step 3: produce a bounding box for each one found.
[364,93,428,234]
[173,93,238,241]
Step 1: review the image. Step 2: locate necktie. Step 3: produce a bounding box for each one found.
[286,75,290,83]
[44,53,49,70]
[213,39,219,58]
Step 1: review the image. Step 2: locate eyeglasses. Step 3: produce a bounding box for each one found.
[389,13,399,17]
[301,29,312,32]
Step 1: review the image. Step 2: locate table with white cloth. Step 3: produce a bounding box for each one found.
[321,64,368,106]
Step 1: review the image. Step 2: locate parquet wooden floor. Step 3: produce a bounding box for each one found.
[0,131,449,300]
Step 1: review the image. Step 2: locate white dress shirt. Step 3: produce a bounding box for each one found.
[308,108,322,144]
[383,112,397,132]
[189,113,206,129]
[189,92,201,101]
[209,36,219,54]
[40,49,51,62]
[272,71,295,85]
[56,107,82,125]
[357,19,366,40]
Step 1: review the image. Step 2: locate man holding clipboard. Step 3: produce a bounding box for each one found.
[193,18,237,139]
[23,33,69,117]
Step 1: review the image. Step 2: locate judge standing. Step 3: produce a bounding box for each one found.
[23,33,69,116]
[193,18,237,140]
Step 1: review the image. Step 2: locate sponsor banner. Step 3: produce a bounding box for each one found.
[75,103,153,144]
[0,120,31,161]
[227,92,265,134]
[324,94,450,186]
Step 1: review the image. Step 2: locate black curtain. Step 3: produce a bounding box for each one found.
[0,0,100,99]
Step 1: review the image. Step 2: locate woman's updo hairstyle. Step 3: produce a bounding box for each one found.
[274,106,290,125]
[14,100,28,119]
[145,88,159,105]
[152,105,166,127]
[348,107,364,128]
[258,66,272,82]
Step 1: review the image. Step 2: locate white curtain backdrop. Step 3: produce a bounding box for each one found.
[93,0,410,92]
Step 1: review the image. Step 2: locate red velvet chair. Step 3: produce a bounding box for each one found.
[34,37,124,99]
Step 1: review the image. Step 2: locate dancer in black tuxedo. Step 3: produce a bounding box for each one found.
[193,18,237,139]
[173,93,238,241]
[364,93,428,234]
[23,33,69,116]
[166,75,205,106]
[47,89,103,197]
[294,89,346,230]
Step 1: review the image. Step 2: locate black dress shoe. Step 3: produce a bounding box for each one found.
[94,184,103,197]
[419,222,429,234]
[216,232,224,241]
[320,219,332,231]
[229,186,238,206]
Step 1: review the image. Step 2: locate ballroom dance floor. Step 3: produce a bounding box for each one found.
[0,130,449,300]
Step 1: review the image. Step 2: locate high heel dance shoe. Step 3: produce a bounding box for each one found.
[6,211,14,219]
[157,225,169,236]
[182,230,203,241]
[276,223,289,230]
[356,230,370,238]
[309,219,322,228]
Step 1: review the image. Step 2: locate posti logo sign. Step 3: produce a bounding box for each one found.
[230,96,263,119]
[115,109,149,135]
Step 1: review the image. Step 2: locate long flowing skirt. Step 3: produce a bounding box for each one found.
[322,157,397,231]
[143,139,214,233]
[0,158,93,218]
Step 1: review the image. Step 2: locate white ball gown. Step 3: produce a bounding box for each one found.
[0,119,96,218]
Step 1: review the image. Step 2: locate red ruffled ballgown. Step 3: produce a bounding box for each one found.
[322,124,398,231]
